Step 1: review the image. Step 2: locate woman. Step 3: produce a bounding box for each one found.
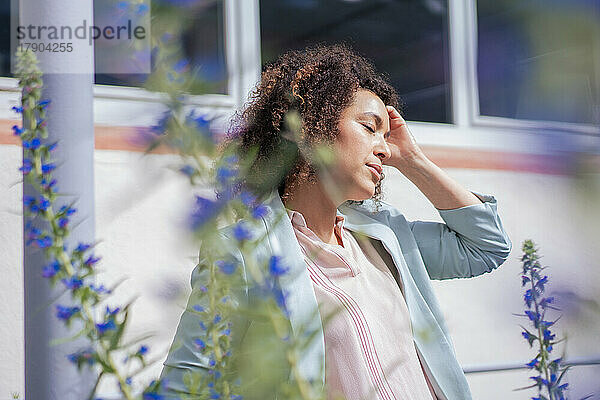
[160,43,512,400]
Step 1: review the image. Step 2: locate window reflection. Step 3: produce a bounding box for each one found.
[260,0,452,124]
[0,2,11,77]
[477,0,600,125]
[95,0,228,95]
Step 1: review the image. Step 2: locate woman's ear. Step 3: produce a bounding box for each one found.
[282,109,303,144]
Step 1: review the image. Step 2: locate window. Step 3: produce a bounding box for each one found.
[477,0,600,126]
[95,0,228,95]
[0,1,12,77]
[1,1,228,95]
[260,0,452,124]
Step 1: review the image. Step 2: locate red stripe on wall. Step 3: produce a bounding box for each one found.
[1,119,573,174]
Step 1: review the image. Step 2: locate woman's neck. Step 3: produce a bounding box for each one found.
[284,180,342,246]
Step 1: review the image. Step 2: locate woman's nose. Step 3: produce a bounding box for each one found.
[374,133,391,160]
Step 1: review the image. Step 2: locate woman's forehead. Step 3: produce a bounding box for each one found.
[349,89,386,112]
[345,90,388,126]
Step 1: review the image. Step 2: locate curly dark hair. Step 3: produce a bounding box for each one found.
[223,42,402,205]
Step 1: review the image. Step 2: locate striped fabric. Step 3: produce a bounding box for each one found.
[286,209,438,400]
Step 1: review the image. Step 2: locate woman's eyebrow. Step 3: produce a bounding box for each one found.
[358,112,383,128]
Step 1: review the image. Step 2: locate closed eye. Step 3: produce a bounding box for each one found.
[362,124,375,133]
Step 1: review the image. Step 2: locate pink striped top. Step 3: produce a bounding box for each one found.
[287,209,438,400]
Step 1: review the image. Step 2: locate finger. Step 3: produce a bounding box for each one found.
[386,105,403,120]
[386,106,407,131]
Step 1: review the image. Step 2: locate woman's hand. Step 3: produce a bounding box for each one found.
[384,105,427,170]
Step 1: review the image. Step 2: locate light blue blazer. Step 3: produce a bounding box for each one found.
[160,189,512,399]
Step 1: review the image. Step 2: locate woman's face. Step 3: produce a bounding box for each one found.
[325,88,391,202]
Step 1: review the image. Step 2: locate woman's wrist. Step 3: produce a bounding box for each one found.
[389,148,430,175]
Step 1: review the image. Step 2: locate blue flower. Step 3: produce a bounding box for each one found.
[539,296,554,309]
[543,329,555,341]
[96,319,116,335]
[67,349,96,366]
[216,260,237,275]
[233,222,253,241]
[38,196,50,211]
[524,289,533,307]
[90,284,110,295]
[59,205,77,216]
[136,345,149,356]
[41,163,56,174]
[23,138,41,150]
[150,112,171,136]
[271,285,289,317]
[251,204,269,219]
[216,167,237,184]
[526,358,539,369]
[525,310,539,323]
[136,3,149,15]
[193,338,206,349]
[213,314,221,324]
[62,277,83,290]
[143,392,165,400]
[240,191,256,207]
[75,242,91,253]
[199,321,207,330]
[179,165,195,177]
[58,217,69,228]
[268,256,289,276]
[38,99,51,109]
[42,260,61,278]
[41,178,57,191]
[173,59,189,73]
[12,106,23,113]
[23,195,40,213]
[186,110,213,139]
[12,125,24,136]
[84,254,101,267]
[19,158,32,174]
[25,226,42,246]
[535,275,548,291]
[36,235,53,248]
[105,306,120,315]
[56,305,80,320]
[189,195,226,231]
[193,305,205,312]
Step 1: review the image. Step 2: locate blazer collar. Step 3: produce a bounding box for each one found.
[259,190,326,385]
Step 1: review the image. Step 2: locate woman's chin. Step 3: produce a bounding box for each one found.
[349,186,376,202]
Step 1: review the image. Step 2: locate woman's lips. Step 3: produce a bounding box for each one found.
[366,164,382,180]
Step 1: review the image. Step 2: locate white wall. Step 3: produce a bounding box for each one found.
[2,142,599,399]
[383,167,600,399]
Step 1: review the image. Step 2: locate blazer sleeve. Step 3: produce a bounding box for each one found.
[159,231,249,398]
[407,191,512,280]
